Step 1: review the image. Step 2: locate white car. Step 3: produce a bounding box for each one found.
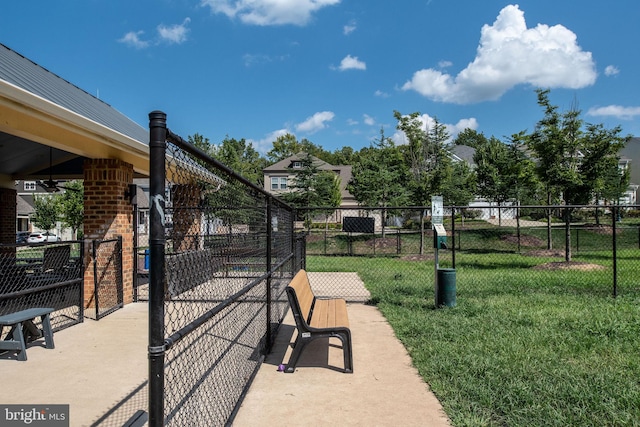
[27,232,60,243]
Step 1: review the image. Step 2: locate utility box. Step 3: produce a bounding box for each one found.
[433,223,447,249]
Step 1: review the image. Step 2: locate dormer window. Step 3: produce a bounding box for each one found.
[292,161,302,169]
[24,181,36,191]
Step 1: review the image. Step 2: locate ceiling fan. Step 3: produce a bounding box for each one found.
[37,147,81,193]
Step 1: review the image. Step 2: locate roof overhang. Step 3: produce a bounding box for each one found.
[0,79,150,178]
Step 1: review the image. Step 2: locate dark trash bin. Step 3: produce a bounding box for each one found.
[437,268,456,307]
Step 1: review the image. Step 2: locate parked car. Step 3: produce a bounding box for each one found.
[16,231,30,243]
[27,232,60,243]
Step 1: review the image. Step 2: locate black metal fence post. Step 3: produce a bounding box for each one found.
[148,110,167,427]
[266,197,273,354]
[451,207,456,268]
[92,239,99,316]
[612,205,618,298]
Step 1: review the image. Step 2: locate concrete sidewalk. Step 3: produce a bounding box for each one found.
[0,301,451,426]
[232,304,452,427]
[0,303,148,427]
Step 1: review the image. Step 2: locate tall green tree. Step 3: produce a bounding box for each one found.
[281,153,341,229]
[58,181,84,239]
[212,136,267,186]
[442,160,476,208]
[348,128,409,237]
[579,123,629,224]
[453,128,488,149]
[32,194,59,232]
[313,170,342,230]
[188,133,214,156]
[525,89,629,260]
[394,111,452,253]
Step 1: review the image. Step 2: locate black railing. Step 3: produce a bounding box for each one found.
[0,241,85,339]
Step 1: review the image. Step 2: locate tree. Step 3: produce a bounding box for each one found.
[348,129,409,207]
[348,128,410,237]
[473,136,537,225]
[442,160,476,207]
[394,111,453,253]
[212,136,267,186]
[266,134,331,163]
[313,170,342,230]
[280,153,341,229]
[32,194,59,232]
[579,123,629,225]
[188,133,214,156]
[453,128,488,149]
[525,89,629,260]
[58,181,84,239]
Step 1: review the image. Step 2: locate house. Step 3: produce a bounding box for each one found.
[263,153,362,227]
[263,153,357,207]
[619,137,640,206]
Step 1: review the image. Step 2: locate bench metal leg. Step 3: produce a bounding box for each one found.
[285,331,354,374]
[285,335,308,373]
[337,331,353,374]
[40,314,55,349]
[11,323,28,361]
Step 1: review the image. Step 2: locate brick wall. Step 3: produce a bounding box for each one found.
[0,188,17,256]
[83,159,134,307]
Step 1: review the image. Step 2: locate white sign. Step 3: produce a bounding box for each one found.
[431,196,443,224]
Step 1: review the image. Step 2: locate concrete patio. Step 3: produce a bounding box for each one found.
[0,299,451,427]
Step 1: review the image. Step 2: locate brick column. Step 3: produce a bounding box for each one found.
[0,188,17,257]
[171,184,203,252]
[83,159,135,308]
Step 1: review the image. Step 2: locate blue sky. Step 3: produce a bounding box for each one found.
[3,1,639,154]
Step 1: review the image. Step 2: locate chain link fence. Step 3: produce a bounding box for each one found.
[85,237,123,320]
[147,112,297,426]
[0,241,84,341]
[299,205,640,300]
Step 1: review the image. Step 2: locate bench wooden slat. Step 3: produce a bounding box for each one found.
[334,298,349,328]
[285,269,353,373]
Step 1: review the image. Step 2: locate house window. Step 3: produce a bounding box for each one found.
[292,161,302,169]
[24,181,36,191]
[271,177,287,190]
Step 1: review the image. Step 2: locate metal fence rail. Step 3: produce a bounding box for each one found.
[148,111,297,426]
[299,205,640,300]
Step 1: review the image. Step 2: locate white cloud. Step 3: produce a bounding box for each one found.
[347,118,358,126]
[250,128,290,154]
[158,18,191,44]
[295,111,335,133]
[336,54,366,71]
[201,0,340,26]
[391,113,478,145]
[363,114,376,126]
[243,53,288,67]
[604,65,620,76]
[587,105,640,120]
[438,60,453,69]
[118,31,150,49]
[374,89,390,98]
[402,4,596,104]
[344,20,357,35]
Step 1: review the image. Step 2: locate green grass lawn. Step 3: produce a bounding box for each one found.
[307,255,640,426]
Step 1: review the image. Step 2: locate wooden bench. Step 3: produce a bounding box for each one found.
[285,269,353,373]
[0,307,55,361]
